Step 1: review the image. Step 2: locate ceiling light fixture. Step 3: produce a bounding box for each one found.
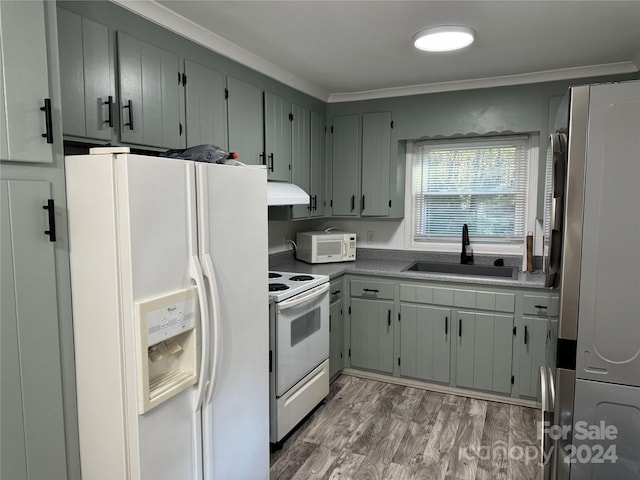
[413,25,475,52]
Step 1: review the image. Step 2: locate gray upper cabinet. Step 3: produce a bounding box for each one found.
[117,32,183,149]
[361,112,391,216]
[227,76,263,165]
[331,115,361,216]
[1,180,68,479]
[57,8,113,141]
[291,104,311,218]
[184,60,226,149]
[0,0,55,163]
[264,91,292,181]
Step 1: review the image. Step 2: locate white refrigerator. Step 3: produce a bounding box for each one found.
[65,149,269,479]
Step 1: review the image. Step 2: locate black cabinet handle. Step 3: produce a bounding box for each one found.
[103,95,114,127]
[362,288,379,294]
[362,195,365,211]
[123,100,134,130]
[268,153,274,172]
[524,325,529,345]
[40,98,53,144]
[259,152,265,165]
[351,194,355,211]
[43,199,56,242]
[331,290,341,295]
[459,319,462,337]
[329,314,332,333]
[445,316,448,335]
[313,195,318,211]
[535,305,548,309]
[387,309,391,327]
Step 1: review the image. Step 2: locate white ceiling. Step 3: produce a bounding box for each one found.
[119,1,640,102]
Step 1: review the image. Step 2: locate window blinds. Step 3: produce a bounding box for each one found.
[413,136,530,242]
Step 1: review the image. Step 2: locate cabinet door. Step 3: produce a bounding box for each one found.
[0,180,67,479]
[118,33,181,148]
[400,304,450,383]
[519,316,548,398]
[457,311,513,393]
[329,300,344,378]
[331,115,361,216]
[361,111,391,216]
[0,0,54,163]
[264,91,291,181]
[58,9,112,140]
[184,60,226,149]
[350,298,393,373]
[309,110,326,217]
[291,103,311,219]
[227,76,263,165]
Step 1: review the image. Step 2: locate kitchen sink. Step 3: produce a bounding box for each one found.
[403,261,518,279]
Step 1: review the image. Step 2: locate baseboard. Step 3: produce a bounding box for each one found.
[340,368,541,409]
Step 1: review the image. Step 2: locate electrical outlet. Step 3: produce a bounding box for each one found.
[366,231,374,243]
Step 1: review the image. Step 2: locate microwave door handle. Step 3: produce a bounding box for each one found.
[342,239,346,257]
[277,283,329,311]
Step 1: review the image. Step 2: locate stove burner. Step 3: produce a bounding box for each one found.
[290,275,315,282]
[269,283,289,292]
[269,272,282,278]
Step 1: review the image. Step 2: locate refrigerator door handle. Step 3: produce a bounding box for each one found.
[202,253,222,406]
[190,256,210,412]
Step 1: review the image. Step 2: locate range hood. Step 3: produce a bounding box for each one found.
[267,182,310,206]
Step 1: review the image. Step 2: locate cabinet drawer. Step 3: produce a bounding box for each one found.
[330,279,343,303]
[400,284,454,306]
[351,279,394,300]
[523,294,559,316]
[476,291,516,313]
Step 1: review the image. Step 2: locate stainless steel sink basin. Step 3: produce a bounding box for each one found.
[403,261,518,279]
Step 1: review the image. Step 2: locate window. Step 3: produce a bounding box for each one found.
[411,135,532,247]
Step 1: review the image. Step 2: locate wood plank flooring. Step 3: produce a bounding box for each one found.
[270,374,541,480]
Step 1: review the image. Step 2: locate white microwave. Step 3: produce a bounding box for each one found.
[296,231,356,264]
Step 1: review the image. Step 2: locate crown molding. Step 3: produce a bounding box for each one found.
[328,62,639,103]
[109,0,331,101]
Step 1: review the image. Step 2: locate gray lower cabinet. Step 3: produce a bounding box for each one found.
[518,316,548,398]
[184,59,226,149]
[264,91,292,181]
[350,298,394,373]
[227,76,263,165]
[361,112,391,216]
[329,281,344,379]
[57,8,113,141]
[399,304,450,383]
[0,0,55,163]
[455,311,514,394]
[1,180,68,479]
[117,32,183,149]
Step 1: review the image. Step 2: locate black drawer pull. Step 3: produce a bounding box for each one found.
[459,319,462,337]
[103,95,114,127]
[331,290,341,295]
[123,99,134,130]
[535,305,548,309]
[40,98,53,144]
[362,288,379,294]
[445,316,448,335]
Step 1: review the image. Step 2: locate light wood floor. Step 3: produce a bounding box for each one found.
[270,374,541,480]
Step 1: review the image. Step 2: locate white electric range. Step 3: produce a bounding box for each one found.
[268,271,330,445]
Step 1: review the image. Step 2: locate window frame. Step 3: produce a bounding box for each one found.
[404,134,540,255]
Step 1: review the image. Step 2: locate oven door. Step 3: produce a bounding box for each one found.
[275,283,329,397]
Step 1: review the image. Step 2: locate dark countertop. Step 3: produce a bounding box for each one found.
[270,250,549,290]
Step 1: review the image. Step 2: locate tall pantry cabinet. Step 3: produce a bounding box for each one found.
[0,2,79,479]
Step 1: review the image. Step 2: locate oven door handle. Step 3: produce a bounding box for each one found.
[277,282,330,311]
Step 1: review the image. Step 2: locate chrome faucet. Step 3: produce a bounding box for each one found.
[461,224,474,264]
